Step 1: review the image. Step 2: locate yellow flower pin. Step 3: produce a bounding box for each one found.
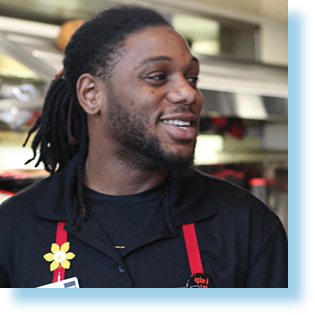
[43,242,75,271]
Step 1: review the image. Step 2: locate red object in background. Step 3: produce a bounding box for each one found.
[25,111,41,126]
[0,170,28,179]
[210,168,246,188]
[210,117,245,139]
[0,169,45,193]
[228,119,245,139]
[249,178,267,186]
[0,189,14,196]
[249,177,268,205]
[210,117,228,129]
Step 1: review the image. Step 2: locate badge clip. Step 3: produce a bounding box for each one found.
[37,277,80,288]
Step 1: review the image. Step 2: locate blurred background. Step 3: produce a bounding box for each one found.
[0,0,288,232]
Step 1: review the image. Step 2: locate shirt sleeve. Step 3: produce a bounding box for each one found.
[245,217,288,288]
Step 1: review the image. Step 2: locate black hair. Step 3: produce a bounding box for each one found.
[23,4,171,218]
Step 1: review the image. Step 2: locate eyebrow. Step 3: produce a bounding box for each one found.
[137,55,199,70]
[137,56,172,70]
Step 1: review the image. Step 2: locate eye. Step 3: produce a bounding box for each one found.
[149,74,166,80]
[144,73,167,86]
[186,76,199,87]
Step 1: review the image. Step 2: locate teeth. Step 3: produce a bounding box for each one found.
[162,119,191,128]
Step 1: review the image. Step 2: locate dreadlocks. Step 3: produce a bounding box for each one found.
[23,5,171,218]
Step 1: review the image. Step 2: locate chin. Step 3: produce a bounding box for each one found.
[166,164,195,179]
[155,150,196,179]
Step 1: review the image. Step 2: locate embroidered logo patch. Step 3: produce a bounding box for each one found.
[43,242,75,271]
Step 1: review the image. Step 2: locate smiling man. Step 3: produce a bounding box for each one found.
[80,25,203,194]
[0,5,288,288]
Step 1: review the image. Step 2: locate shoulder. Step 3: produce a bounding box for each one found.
[189,169,263,206]
[187,170,287,265]
[192,170,250,199]
[0,154,79,222]
[0,176,52,222]
[188,170,280,228]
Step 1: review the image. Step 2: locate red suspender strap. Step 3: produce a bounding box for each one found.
[182,223,204,274]
[52,221,68,283]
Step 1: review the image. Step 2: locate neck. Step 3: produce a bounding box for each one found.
[84,152,169,196]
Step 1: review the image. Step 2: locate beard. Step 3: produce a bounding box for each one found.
[106,91,196,179]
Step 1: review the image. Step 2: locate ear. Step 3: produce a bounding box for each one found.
[76,73,106,115]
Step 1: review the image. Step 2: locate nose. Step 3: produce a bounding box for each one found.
[166,78,198,106]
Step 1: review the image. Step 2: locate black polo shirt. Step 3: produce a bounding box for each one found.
[84,180,169,255]
[0,154,288,288]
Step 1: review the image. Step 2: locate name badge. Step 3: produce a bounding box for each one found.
[186,273,212,288]
[37,277,80,288]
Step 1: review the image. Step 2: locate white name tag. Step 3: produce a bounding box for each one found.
[37,277,80,288]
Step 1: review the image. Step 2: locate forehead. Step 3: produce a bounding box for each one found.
[119,25,197,69]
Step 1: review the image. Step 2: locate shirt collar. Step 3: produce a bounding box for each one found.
[34,155,218,224]
[34,154,80,221]
[167,171,219,226]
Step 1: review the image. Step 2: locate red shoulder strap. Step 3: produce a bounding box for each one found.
[52,221,68,283]
[182,223,204,274]
[53,222,203,284]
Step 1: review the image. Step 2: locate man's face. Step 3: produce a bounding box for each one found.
[99,25,203,176]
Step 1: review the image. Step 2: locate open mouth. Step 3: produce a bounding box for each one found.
[162,119,192,130]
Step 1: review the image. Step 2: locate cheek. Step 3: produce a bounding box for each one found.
[194,92,204,114]
[126,89,161,125]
